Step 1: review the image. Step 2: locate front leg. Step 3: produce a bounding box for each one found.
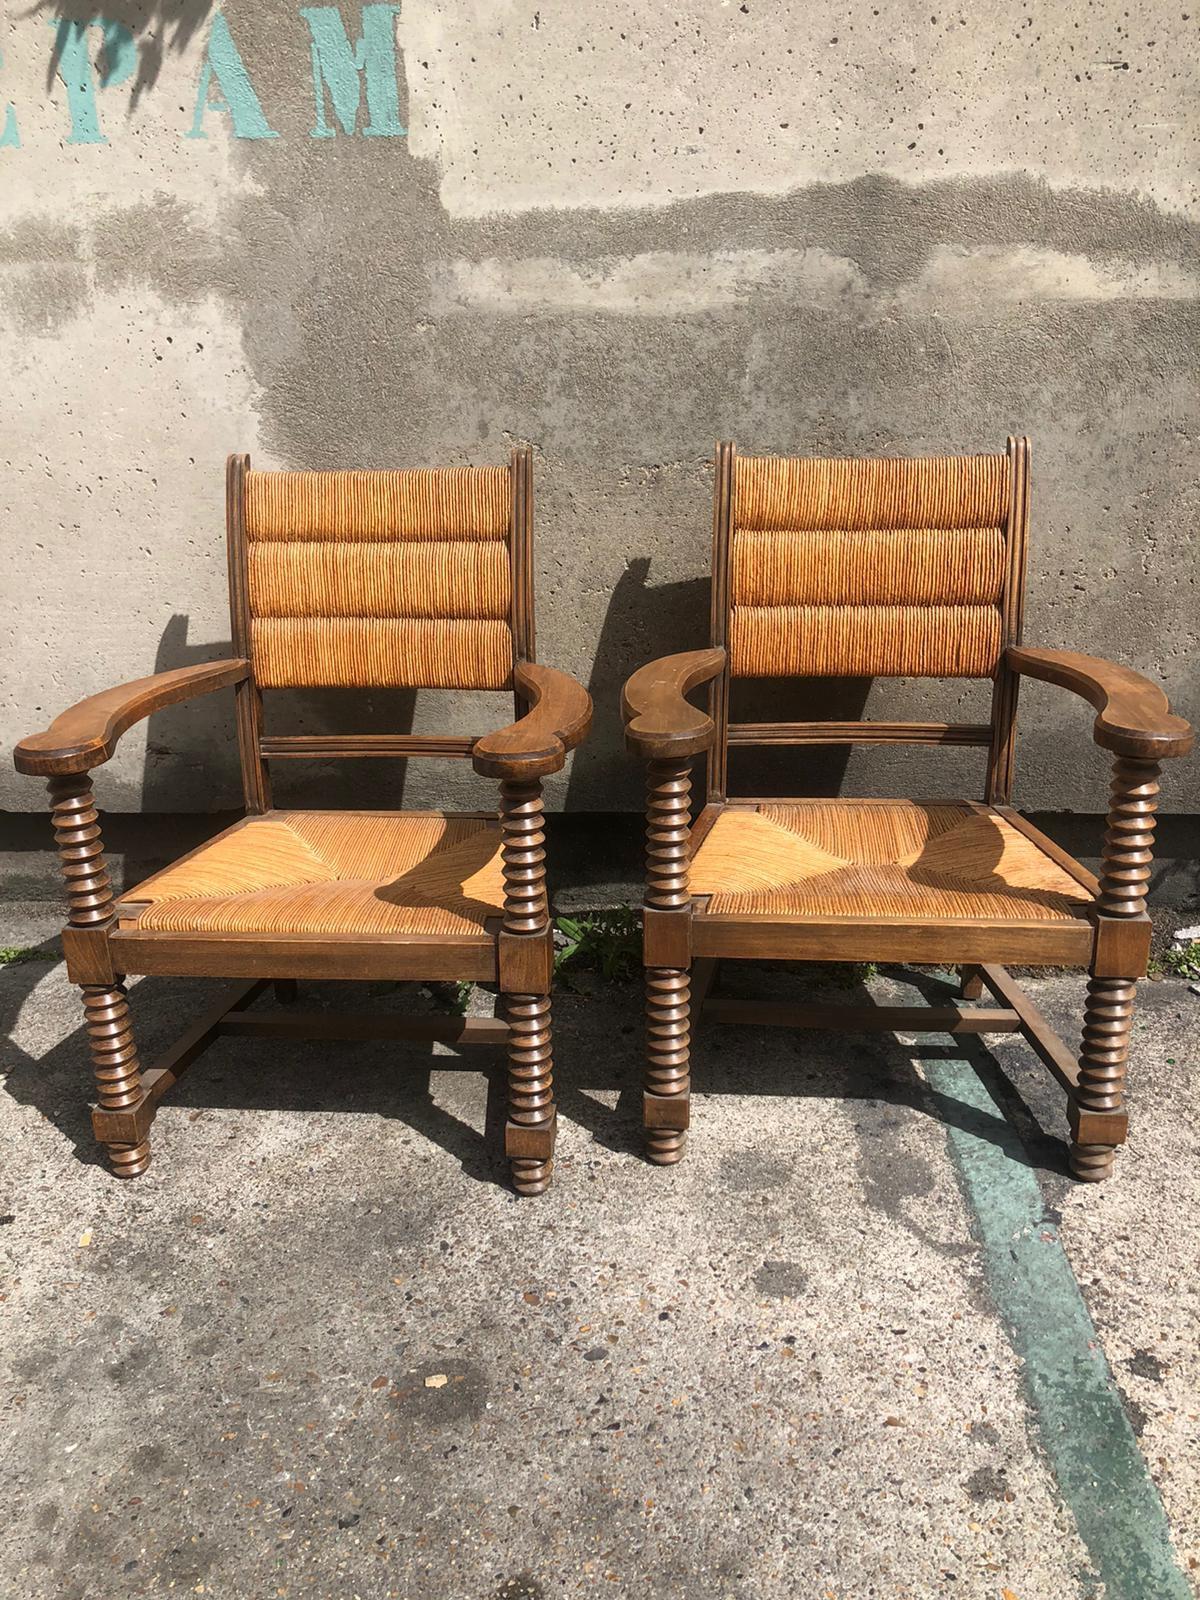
[50,775,152,1177]
[1070,757,1159,1181]
[642,757,694,1164]
[498,778,556,1195]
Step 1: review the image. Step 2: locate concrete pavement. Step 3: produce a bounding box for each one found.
[2,903,1198,1599]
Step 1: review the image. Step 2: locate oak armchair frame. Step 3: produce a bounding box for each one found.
[623,439,1192,1180]
[15,447,590,1194]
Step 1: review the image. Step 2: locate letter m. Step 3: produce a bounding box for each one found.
[300,5,405,138]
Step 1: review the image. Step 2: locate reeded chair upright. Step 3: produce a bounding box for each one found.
[622,439,1191,1181]
[15,448,590,1194]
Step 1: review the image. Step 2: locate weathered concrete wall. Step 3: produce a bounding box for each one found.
[1,1,1197,815]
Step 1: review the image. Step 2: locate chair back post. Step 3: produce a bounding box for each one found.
[509,444,537,720]
[984,435,1031,805]
[225,452,272,813]
[705,440,735,803]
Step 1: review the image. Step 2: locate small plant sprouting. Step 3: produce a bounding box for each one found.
[554,908,642,987]
[1149,940,1200,981]
[823,961,879,987]
[424,980,475,1015]
[0,946,55,966]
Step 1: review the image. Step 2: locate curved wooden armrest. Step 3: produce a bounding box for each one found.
[13,659,251,777]
[471,661,592,781]
[622,647,727,760]
[1007,647,1193,761]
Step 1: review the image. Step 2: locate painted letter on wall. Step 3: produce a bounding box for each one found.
[300,5,405,139]
[51,17,136,145]
[188,14,279,141]
[0,50,18,148]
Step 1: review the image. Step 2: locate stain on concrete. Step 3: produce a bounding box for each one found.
[857,1141,936,1217]
[966,1463,1012,1502]
[1123,1347,1169,1383]
[494,1576,546,1600]
[393,1358,489,1425]
[752,1259,808,1299]
[969,1420,1003,1448]
[92,194,231,304]
[718,1151,794,1193]
[0,216,83,261]
[1123,1397,1151,1438]
[103,1341,153,1386]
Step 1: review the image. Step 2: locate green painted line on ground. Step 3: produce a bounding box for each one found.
[925,1050,1193,1600]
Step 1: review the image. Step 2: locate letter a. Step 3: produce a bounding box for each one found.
[188,14,278,141]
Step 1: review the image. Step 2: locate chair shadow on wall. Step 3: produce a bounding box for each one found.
[35,1,215,106]
[143,613,423,817]
[561,556,872,830]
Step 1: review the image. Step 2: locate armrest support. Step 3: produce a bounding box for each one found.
[621,648,727,761]
[1007,647,1193,761]
[13,659,251,777]
[471,661,592,781]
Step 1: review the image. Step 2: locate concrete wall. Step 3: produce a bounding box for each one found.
[1,1,1196,816]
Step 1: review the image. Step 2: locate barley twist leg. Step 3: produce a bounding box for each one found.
[643,758,693,1163]
[50,775,150,1177]
[499,779,556,1194]
[1070,758,1159,1181]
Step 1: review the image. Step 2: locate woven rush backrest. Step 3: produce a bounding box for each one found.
[237,465,516,691]
[728,452,1011,679]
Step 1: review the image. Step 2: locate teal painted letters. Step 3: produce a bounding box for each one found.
[52,17,136,146]
[0,49,18,148]
[188,13,279,141]
[300,5,405,138]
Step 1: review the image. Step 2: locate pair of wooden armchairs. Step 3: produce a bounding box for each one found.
[15,441,1191,1192]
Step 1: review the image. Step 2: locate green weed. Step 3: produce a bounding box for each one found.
[554,908,642,986]
[1149,940,1200,981]
[0,946,54,966]
[425,980,475,1015]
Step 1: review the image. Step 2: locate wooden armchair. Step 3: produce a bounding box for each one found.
[622,439,1191,1180]
[15,448,590,1195]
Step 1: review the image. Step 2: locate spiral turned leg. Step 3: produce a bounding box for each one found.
[645,966,690,1164]
[499,778,549,934]
[1070,978,1136,1181]
[83,983,151,1177]
[642,758,693,1163]
[505,993,555,1196]
[1069,758,1159,1182]
[48,774,151,1177]
[499,779,556,1195]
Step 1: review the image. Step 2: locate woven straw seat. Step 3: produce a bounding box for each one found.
[689,802,1092,922]
[121,812,505,939]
